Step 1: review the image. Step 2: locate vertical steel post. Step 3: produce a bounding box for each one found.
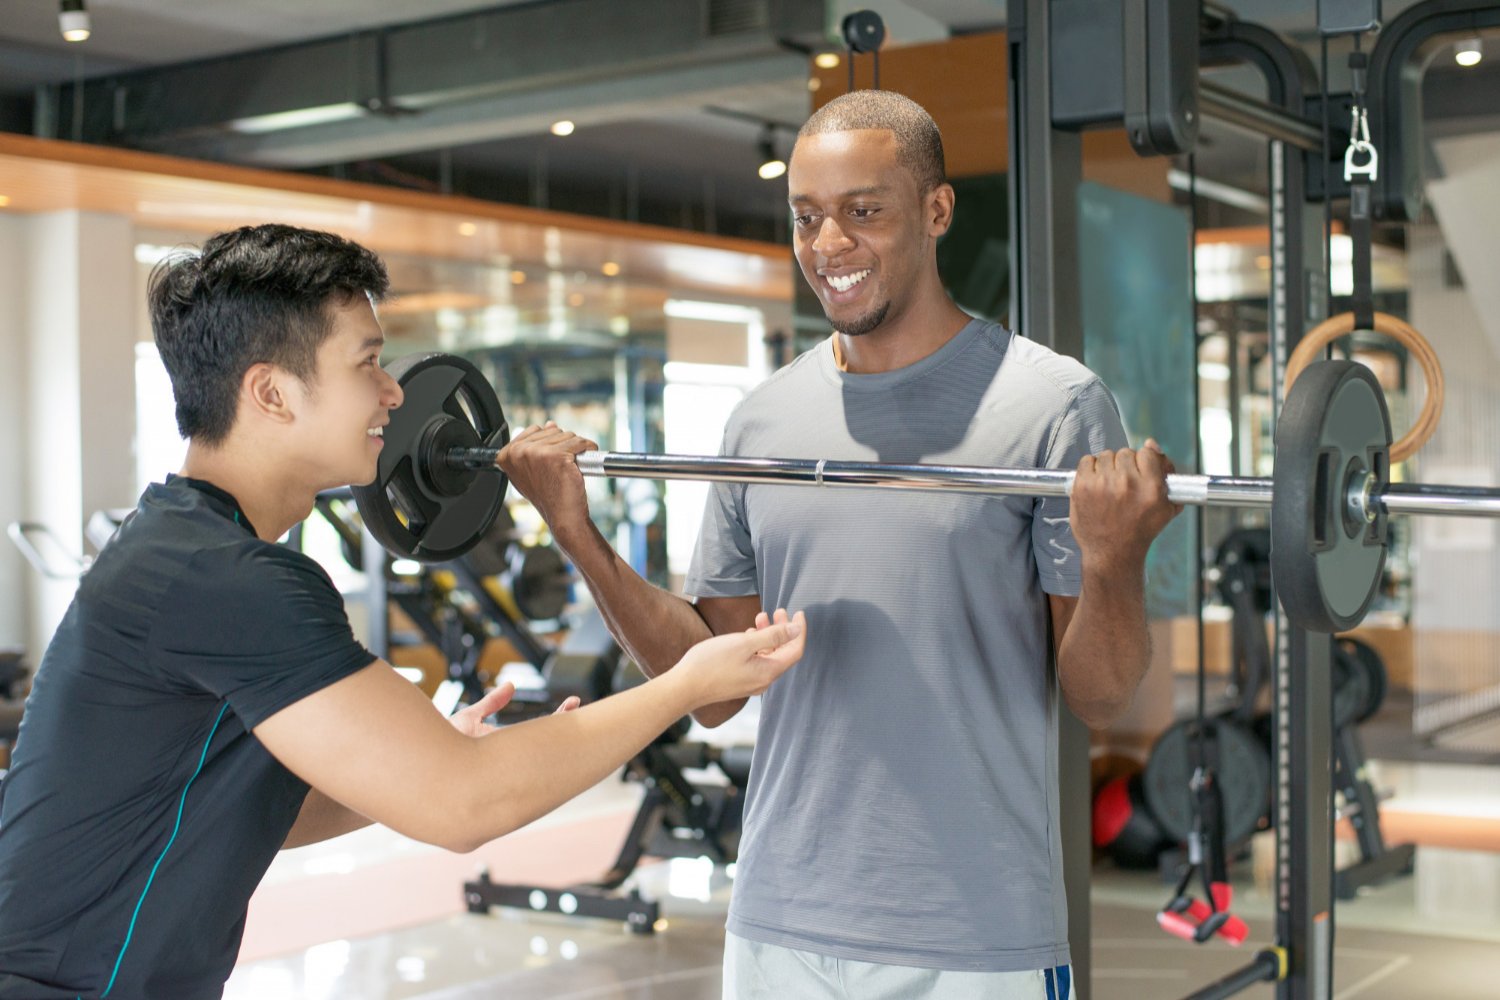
[1202,23,1332,996]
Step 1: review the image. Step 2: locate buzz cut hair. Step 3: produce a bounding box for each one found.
[796,90,947,192]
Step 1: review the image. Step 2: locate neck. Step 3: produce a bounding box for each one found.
[835,286,972,374]
[179,438,317,542]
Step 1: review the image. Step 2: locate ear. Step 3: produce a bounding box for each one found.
[242,363,297,426]
[926,183,956,238]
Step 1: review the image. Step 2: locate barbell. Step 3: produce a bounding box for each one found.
[348,353,1500,635]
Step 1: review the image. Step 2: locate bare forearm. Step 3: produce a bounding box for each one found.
[553,520,745,726]
[1058,561,1152,729]
[452,670,700,850]
[282,790,373,849]
[555,520,709,672]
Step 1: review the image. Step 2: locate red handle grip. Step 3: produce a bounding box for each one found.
[1158,891,1249,946]
[1157,910,1200,942]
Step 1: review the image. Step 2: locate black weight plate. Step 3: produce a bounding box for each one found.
[1093,773,1168,870]
[352,354,510,563]
[544,651,613,704]
[508,544,571,621]
[1337,636,1389,723]
[1142,717,1271,847]
[1214,527,1273,614]
[1272,361,1392,633]
[460,513,519,579]
[1331,645,1368,730]
[1250,710,1273,754]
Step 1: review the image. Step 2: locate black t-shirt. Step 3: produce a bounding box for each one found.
[0,477,375,999]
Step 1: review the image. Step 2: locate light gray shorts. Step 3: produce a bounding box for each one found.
[723,931,1075,1000]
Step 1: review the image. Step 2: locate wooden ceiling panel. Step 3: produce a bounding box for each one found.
[0,134,793,304]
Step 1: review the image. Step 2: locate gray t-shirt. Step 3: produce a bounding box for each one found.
[685,319,1127,972]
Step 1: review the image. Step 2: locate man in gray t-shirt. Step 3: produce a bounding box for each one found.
[499,91,1180,1000]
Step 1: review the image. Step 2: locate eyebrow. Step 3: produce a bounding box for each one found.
[358,336,386,353]
[789,185,892,203]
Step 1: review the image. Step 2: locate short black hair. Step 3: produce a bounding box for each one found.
[796,90,946,192]
[149,224,389,445]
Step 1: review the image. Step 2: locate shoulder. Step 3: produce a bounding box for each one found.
[999,328,1106,403]
[188,539,341,599]
[151,540,352,658]
[748,343,827,403]
[724,343,829,437]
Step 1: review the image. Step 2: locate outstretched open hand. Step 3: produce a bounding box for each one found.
[447,681,580,738]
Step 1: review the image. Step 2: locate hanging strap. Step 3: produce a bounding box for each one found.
[1345,48,1378,333]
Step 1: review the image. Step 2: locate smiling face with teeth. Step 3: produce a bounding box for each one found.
[279,295,405,491]
[787,128,961,367]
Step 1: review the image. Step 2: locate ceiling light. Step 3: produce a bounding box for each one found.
[59,0,89,42]
[814,52,841,69]
[510,270,527,285]
[601,261,620,277]
[568,292,584,307]
[550,120,575,136]
[457,222,477,237]
[0,196,11,208]
[757,128,786,181]
[223,103,364,135]
[1455,39,1483,67]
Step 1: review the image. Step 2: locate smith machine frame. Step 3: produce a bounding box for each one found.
[1007,2,1500,998]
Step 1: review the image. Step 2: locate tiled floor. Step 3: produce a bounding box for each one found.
[226,861,1500,999]
[225,751,1500,999]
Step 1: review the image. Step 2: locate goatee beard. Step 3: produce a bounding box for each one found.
[829,301,890,338]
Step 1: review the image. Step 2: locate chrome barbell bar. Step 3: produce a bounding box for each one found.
[448,448,1500,520]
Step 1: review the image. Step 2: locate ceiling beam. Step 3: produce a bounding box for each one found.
[39,0,825,167]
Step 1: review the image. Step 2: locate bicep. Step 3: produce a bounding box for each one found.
[253,661,469,846]
[695,594,763,637]
[1048,594,1079,657]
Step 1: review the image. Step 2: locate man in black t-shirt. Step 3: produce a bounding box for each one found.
[0,224,808,1000]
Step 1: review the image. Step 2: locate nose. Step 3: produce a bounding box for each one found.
[380,366,404,410]
[811,217,853,258]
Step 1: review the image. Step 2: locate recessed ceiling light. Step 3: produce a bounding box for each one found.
[510,270,527,285]
[457,222,477,236]
[0,195,11,208]
[601,261,620,277]
[814,52,840,69]
[550,120,576,137]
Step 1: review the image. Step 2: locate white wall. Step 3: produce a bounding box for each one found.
[1429,134,1500,362]
[0,217,27,652]
[1406,224,1500,634]
[21,212,138,658]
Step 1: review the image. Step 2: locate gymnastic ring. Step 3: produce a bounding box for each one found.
[1284,311,1445,463]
